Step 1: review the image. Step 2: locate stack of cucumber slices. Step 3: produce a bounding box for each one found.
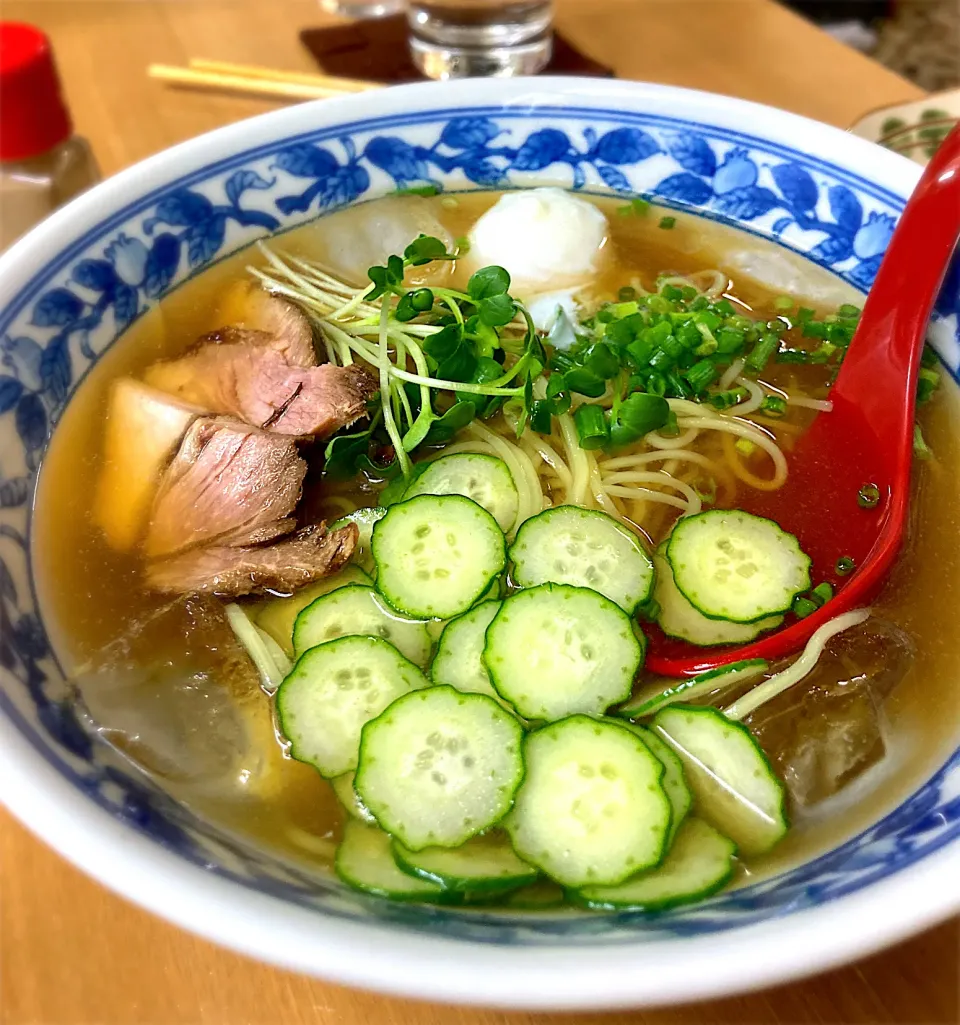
[255,452,809,911]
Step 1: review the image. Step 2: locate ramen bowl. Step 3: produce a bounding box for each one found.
[0,77,958,1010]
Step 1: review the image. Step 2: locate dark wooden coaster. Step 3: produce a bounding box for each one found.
[300,15,613,83]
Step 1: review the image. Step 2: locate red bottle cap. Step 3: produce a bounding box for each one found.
[0,23,72,161]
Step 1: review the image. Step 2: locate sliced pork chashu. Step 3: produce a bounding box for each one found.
[146,521,358,597]
[144,417,305,560]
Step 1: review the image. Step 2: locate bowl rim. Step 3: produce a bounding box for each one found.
[0,76,958,1009]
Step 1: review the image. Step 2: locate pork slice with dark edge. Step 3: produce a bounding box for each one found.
[144,329,377,438]
[146,521,359,597]
[145,417,306,559]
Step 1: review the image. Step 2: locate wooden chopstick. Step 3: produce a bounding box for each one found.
[187,59,379,94]
[147,64,380,102]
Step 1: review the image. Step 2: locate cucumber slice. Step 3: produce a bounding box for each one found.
[431,600,501,700]
[424,578,503,647]
[355,686,524,850]
[654,547,783,646]
[618,659,769,719]
[277,635,428,778]
[627,724,692,843]
[505,879,566,909]
[667,510,811,623]
[505,716,671,888]
[652,705,788,856]
[575,817,737,911]
[484,583,643,721]
[330,771,376,824]
[392,830,537,894]
[405,453,519,533]
[254,565,371,656]
[335,820,446,901]
[292,584,432,667]
[372,494,506,620]
[510,506,654,613]
[330,507,387,576]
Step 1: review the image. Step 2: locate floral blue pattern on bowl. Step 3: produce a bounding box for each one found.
[1,103,958,946]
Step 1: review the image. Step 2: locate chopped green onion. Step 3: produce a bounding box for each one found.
[921,345,939,368]
[802,320,827,340]
[646,372,667,397]
[662,284,684,302]
[835,556,855,576]
[661,334,685,360]
[809,341,838,364]
[618,286,637,302]
[618,196,650,216]
[797,306,815,321]
[659,216,676,230]
[677,321,702,349]
[709,387,747,410]
[626,337,655,367]
[684,358,717,394]
[774,295,794,310]
[759,395,787,418]
[396,183,440,197]
[574,403,609,450]
[857,483,881,509]
[648,348,675,372]
[775,348,811,364]
[837,303,862,318]
[765,319,787,337]
[745,332,780,372]
[681,285,698,301]
[914,423,933,459]
[716,326,746,354]
[810,582,834,605]
[827,322,854,345]
[735,438,756,457]
[607,300,640,319]
[917,366,940,404]
[696,310,722,333]
[666,370,692,399]
[792,596,819,619]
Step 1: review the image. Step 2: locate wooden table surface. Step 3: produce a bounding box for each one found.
[1,2,956,1023]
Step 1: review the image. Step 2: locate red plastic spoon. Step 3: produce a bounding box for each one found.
[645,123,960,677]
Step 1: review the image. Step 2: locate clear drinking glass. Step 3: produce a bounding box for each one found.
[319,0,406,18]
[407,0,553,79]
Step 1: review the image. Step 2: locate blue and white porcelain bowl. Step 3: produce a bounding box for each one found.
[0,78,958,1010]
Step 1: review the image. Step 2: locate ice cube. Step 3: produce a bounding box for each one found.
[314,196,454,287]
[78,664,247,783]
[73,594,262,786]
[747,619,914,806]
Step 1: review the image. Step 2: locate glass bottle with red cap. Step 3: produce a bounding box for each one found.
[0,22,99,250]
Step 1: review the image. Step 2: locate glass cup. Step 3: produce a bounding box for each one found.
[407,0,553,79]
[320,0,406,18]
